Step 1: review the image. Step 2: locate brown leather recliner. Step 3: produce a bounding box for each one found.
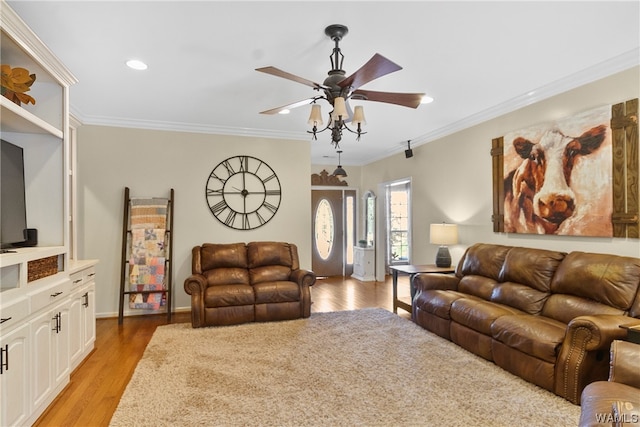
[579,340,640,426]
[184,242,315,328]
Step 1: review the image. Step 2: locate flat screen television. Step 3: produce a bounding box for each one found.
[1,139,28,249]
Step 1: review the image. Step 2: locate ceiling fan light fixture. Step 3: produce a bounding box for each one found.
[307,104,323,125]
[332,97,348,120]
[278,109,290,115]
[257,24,421,149]
[352,105,366,125]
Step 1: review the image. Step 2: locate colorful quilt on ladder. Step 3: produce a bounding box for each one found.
[128,198,168,310]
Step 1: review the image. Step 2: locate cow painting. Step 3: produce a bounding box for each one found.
[503,106,613,236]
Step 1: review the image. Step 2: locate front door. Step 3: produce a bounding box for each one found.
[311,189,355,277]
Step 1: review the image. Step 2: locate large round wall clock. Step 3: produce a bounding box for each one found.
[205,155,282,230]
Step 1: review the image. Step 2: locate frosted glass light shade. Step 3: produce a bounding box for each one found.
[307,104,323,126]
[352,105,366,125]
[430,223,458,245]
[332,97,348,119]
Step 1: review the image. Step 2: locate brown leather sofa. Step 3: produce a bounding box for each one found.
[184,242,315,328]
[579,340,640,426]
[412,243,640,404]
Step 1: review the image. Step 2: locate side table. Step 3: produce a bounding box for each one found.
[389,264,455,315]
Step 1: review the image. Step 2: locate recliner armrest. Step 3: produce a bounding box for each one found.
[290,269,316,287]
[184,274,207,295]
[183,274,208,328]
[565,315,639,352]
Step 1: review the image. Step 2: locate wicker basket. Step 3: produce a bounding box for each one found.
[27,256,59,282]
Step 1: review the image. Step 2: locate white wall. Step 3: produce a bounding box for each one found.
[76,126,312,317]
[361,67,640,267]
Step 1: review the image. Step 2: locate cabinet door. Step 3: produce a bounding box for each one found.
[31,310,54,410]
[82,283,96,351]
[0,323,30,427]
[52,300,71,387]
[68,290,84,370]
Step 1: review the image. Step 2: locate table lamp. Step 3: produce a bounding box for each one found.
[430,223,458,267]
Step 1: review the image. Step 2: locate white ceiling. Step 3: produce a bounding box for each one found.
[7,1,640,166]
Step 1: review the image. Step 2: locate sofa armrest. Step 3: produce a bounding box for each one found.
[555,315,639,403]
[290,269,316,288]
[184,274,207,328]
[610,340,640,389]
[412,273,459,293]
[566,315,639,352]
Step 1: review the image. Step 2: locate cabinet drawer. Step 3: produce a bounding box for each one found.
[0,297,29,331]
[70,270,84,288]
[84,266,96,283]
[29,279,71,314]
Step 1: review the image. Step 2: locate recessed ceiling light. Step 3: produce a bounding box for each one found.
[126,59,148,70]
[421,95,434,104]
[278,109,290,115]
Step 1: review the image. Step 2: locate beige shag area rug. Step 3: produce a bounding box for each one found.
[110,308,580,426]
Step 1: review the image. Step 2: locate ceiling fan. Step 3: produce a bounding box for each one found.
[256,24,425,147]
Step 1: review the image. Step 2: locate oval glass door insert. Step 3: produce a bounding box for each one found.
[314,198,334,260]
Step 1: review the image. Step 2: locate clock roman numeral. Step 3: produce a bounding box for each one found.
[209,171,226,184]
[265,189,281,196]
[238,156,249,172]
[210,200,227,214]
[224,210,237,226]
[222,160,235,175]
[262,173,276,183]
[241,213,250,229]
[263,201,278,213]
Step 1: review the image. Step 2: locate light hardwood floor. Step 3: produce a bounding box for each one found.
[34,275,412,426]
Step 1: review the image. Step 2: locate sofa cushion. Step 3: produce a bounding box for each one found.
[254,281,301,304]
[550,251,640,312]
[459,243,511,281]
[203,268,250,286]
[204,284,254,308]
[250,265,292,285]
[247,241,293,268]
[458,275,499,300]
[498,247,565,292]
[542,294,625,324]
[200,243,248,271]
[414,290,476,319]
[491,282,550,315]
[450,299,524,335]
[491,315,566,363]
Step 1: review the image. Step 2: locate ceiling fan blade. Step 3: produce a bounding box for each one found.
[351,89,425,109]
[259,98,315,115]
[338,53,402,91]
[256,66,326,90]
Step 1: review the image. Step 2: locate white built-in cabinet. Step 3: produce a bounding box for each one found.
[0,2,98,426]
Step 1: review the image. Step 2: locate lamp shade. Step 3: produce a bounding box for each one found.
[332,96,348,119]
[352,105,366,125]
[430,223,458,245]
[307,104,323,126]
